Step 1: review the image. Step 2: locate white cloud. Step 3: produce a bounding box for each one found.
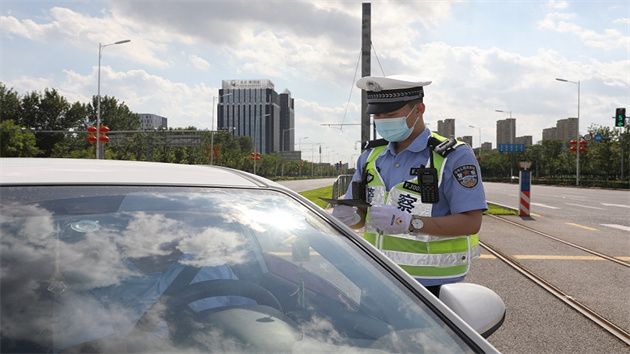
[1,1,628,160]
[537,10,629,51]
[545,0,570,10]
[188,54,211,71]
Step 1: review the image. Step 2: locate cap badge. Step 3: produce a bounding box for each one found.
[365,80,382,92]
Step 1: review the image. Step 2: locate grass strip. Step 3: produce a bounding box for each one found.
[484,204,518,215]
[299,185,333,209]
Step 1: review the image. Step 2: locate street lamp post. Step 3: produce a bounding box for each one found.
[96,39,130,159]
[253,114,271,175]
[298,136,308,151]
[314,143,323,177]
[210,93,232,165]
[468,125,482,159]
[556,78,581,186]
[302,143,321,177]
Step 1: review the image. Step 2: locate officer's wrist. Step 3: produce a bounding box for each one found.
[409,215,425,233]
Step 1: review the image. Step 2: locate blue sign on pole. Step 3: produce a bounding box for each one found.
[594,134,603,142]
[499,143,525,152]
[520,170,531,192]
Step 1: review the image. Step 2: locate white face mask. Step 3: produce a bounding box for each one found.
[373,105,419,142]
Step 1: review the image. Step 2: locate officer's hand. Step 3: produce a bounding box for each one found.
[368,204,412,234]
[332,205,361,226]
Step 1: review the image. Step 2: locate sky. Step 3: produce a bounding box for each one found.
[1,0,629,167]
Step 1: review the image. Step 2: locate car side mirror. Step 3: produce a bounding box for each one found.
[439,283,506,338]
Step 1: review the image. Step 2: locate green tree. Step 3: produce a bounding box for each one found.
[0,120,40,157]
[85,96,142,160]
[15,88,88,157]
[582,124,620,180]
[539,139,565,177]
[479,150,510,177]
[524,144,543,178]
[89,96,140,131]
[0,83,21,123]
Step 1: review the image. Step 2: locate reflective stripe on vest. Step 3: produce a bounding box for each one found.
[363,133,479,279]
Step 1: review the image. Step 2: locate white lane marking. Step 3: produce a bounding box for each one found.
[601,224,630,232]
[561,195,587,201]
[531,203,560,209]
[565,203,605,210]
[601,203,630,209]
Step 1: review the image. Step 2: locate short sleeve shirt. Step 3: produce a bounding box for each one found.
[346,128,487,216]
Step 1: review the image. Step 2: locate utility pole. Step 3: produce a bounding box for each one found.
[361,2,371,149]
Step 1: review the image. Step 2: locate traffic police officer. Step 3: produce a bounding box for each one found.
[332,75,487,296]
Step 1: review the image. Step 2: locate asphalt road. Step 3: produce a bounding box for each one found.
[468,215,629,353]
[279,179,630,353]
[483,181,630,233]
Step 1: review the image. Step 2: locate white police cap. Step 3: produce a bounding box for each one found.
[356,75,432,114]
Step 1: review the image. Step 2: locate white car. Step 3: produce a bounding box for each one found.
[0,158,504,353]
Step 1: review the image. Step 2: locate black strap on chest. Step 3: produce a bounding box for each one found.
[359,136,457,178]
[362,138,388,151]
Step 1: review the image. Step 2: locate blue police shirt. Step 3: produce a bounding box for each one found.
[346,128,487,286]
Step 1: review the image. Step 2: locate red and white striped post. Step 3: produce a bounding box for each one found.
[519,167,531,216]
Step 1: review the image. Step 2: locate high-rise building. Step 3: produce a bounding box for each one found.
[481,142,492,151]
[437,119,456,138]
[541,118,577,143]
[458,135,473,147]
[217,79,295,155]
[542,127,557,140]
[555,118,578,143]
[138,113,167,130]
[515,135,533,146]
[279,89,295,152]
[496,118,516,146]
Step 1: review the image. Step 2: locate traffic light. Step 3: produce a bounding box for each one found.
[615,108,626,127]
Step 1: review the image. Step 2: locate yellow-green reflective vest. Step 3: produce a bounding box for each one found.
[363,134,480,281]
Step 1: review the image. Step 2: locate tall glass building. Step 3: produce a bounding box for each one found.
[217,79,294,155]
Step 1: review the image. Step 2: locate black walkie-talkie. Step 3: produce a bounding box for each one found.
[417,167,439,203]
[414,137,455,204]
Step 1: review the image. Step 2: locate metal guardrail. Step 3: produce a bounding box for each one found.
[332,174,354,199]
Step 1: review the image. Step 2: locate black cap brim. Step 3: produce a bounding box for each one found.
[365,100,409,115]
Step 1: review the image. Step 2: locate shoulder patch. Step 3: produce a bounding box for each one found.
[452,164,479,189]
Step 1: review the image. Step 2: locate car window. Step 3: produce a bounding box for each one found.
[0,186,477,353]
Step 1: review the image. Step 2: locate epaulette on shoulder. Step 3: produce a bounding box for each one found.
[427,136,457,158]
[362,138,389,151]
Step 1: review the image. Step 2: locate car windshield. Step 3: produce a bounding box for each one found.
[1,186,476,353]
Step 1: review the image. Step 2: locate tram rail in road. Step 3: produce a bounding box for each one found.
[482,214,630,347]
[486,214,630,268]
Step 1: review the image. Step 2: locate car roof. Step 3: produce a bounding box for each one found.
[0,158,281,188]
